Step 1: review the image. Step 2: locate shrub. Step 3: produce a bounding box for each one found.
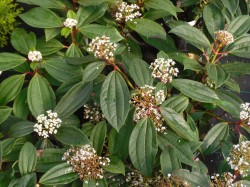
[0,0,250,186]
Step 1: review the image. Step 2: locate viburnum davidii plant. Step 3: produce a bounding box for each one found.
[0,0,250,186]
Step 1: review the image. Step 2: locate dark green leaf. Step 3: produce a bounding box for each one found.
[77,0,116,6]
[8,173,36,187]
[36,39,64,56]
[183,58,203,71]
[82,61,106,83]
[222,62,250,76]
[161,95,189,113]
[45,28,61,42]
[129,118,158,176]
[27,74,56,117]
[227,35,250,58]
[11,28,36,55]
[227,15,250,38]
[13,88,29,119]
[100,71,130,132]
[224,78,240,93]
[82,179,108,187]
[103,156,125,175]
[181,0,199,7]
[144,0,177,17]
[9,121,35,138]
[55,125,91,145]
[0,53,26,71]
[0,107,12,125]
[171,79,219,103]
[201,122,229,155]
[19,7,63,28]
[127,18,166,40]
[192,160,208,174]
[54,81,93,118]
[18,142,37,176]
[65,43,83,58]
[39,163,78,185]
[17,0,66,9]
[206,63,229,88]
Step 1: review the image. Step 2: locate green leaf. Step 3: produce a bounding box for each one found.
[192,160,208,174]
[103,156,125,175]
[18,142,37,176]
[100,71,130,132]
[17,0,66,9]
[181,0,199,7]
[9,121,35,138]
[161,95,189,113]
[0,141,2,168]
[13,88,30,119]
[39,163,78,185]
[129,118,158,176]
[54,81,93,118]
[227,15,250,38]
[55,125,91,145]
[201,122,229,155]
[43,58,83,82]
[11,28,36,55]
[222,62,250,76]
[82,61,106,83]
[182,58,203,71]
[171,79,219,103]
[0,53,26,71]
[169,24,210,50]
[8,173,37,187]
[77,0,116,6]
[90,121,107,155]
[127,18,166,40]
[65,43,83,58]
[161,107,198,141]
[160,147,181,176]
[27,74,56,117]
[174,169,210,187]
[77,4,107,27]
[36,39,64,56]
[203,3,224,38]
[144,0,177,17]
[45,28,61,42]
[206,63,229,88]
[79,24,123,42]
[0,74,25,105]
[82,179,108,187]
[158,131,194,166]
[19,7,62,28]
[227,35,250,58]
[0,107,12,125]
[224,78,240,93]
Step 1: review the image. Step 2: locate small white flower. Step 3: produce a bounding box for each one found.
[215,30,234,46]
[63,18,78,28]
[115,2,141,22]
[240,102,250,125]
[28,51,42,62]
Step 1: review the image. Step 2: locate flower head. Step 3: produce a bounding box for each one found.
[130,85,166,132]
[115,2,141,22]
[62,145,110,182]
[240,103,250,125]
[87,36,117,61]
[210,172,236,187]
[28,51,42,62]
[215,30,234,46]
[149,58,179,84]
[33,110,62,138]
[63,18,78,28]
[83,103,105,123]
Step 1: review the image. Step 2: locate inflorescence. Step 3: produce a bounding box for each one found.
[130,85,166,132]
[83,103,105,123]
[227,141,250,176]
[210,172,236,187]
[62,144,110,183]
[63,18,78,28]
[149,58,179,84]
[239,103,250,125]
[115,1,141,22]
[215,30,234,46]
[87,36,117,61]
[28,51,43,62]
[33,110,62,138]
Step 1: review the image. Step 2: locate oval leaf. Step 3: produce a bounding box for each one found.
[0,53,26,71]
[9,121,35,138]
[161,95,189,113]
[0,107,12,125]
[206,63,229,88]
[82,61,106,83]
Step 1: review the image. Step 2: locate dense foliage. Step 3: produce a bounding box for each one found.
[0,0,250,186]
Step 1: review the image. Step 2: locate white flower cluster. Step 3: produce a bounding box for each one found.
[33,110,62,138]
[62,144,110,182]
[63,18,78,28]
[115,2,141,22]
[227,141,250,176]
[215,30,234,46]
[149,58,179,84]
[210,172,236,187]
[130,85,166,132]
[28,51,43,62]
[87,36,117,61]
[240,103,250,125]
[126,170,151,186]
[83,103,105,123]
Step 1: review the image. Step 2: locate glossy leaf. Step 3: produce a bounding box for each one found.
[13,88,29,119]
[182,58,203,71]
[227,35,250,58]
[9,121,35,138]
[0,107,12,125]
[77,0,116,6]
[39,163,78,185]
[0,53,26,71]
[171,79,219,103]
[17,0,66,9]
[27,74,56,117]
[161,95,189,113]
[36,39,64,56]
[227,15,250,38]
[127,18,166,40]
[206,63,229,88]
[19,7,63,28]
[103,156,125,175]
[201,122,229,155]
[100,71,130,132]
[18,142,37,176]
[222,62,250,76]
[82,61,106,83]
[8,173,36,187]
[129,118,158,176]
[54,81,93,118]
[55,125,91,145]
[45,28,61,42]
[144,0,177,17]
[65,43,83,58]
